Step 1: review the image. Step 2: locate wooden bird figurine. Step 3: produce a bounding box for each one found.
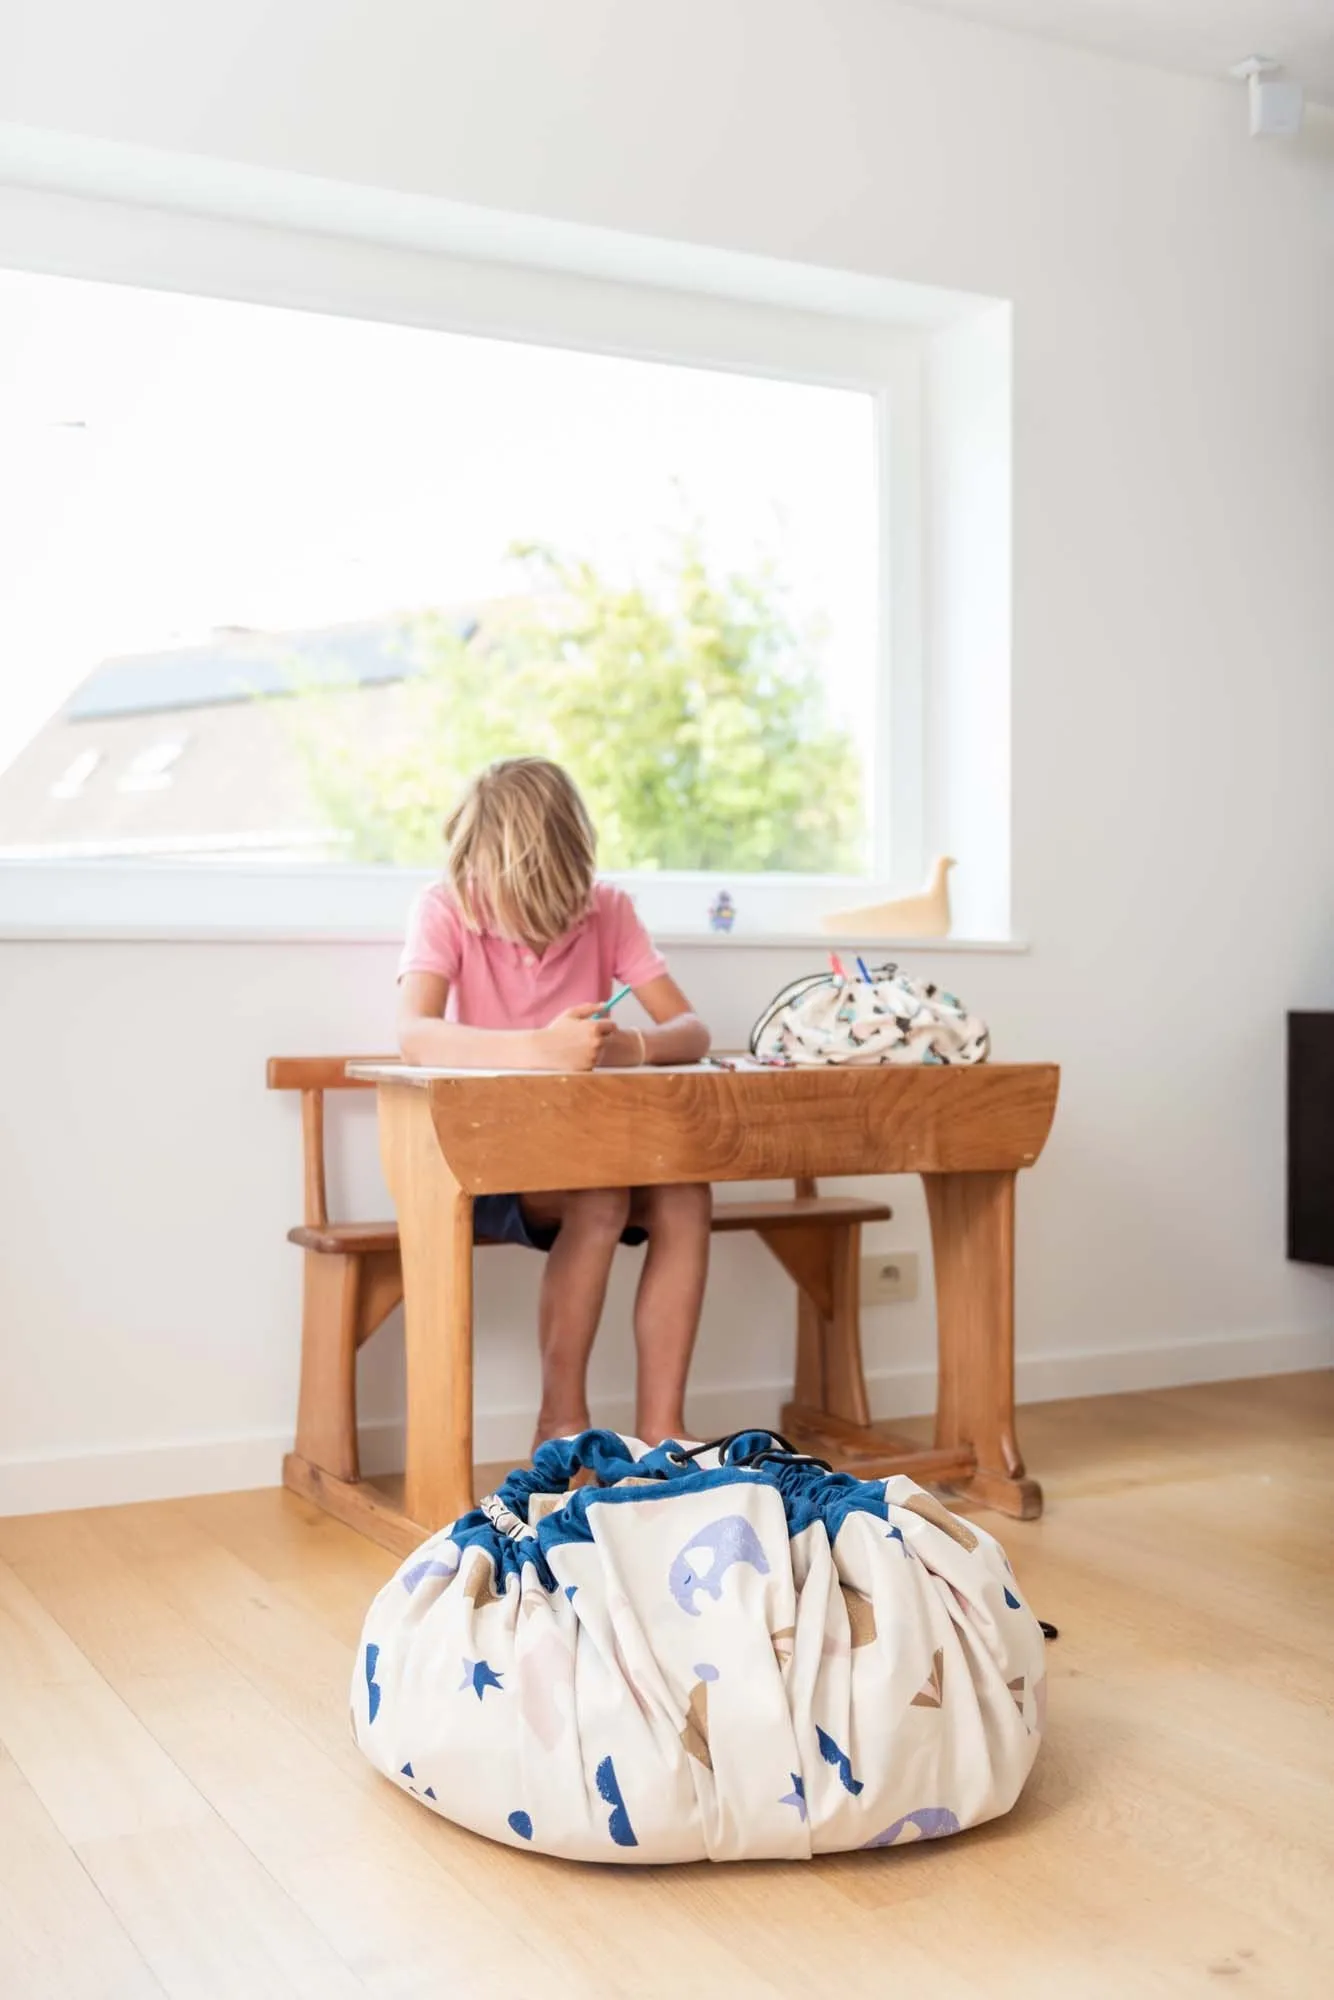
[822,856,955,939]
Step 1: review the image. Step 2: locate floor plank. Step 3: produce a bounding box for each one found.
[0,1552,377,1995]
[75,1821,366,2000]
[1,1373,1332,1998]
[0,1747,164,2000]
[0,1556,212,1846]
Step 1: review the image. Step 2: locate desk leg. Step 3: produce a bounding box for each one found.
[380,1086,475,1534]
[924,1170,1042,1520]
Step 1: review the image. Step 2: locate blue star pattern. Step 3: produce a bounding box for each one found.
[886,1524,905,1550]
[364,1643,382,1724]
[459,1658,504,1700]
[779,1774,807,1821]
[507,1810,534,1840]
[1003,1586,1021,1609]
[816,1726,864,1797]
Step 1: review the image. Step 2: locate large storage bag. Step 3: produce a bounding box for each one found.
[352,1429,1046,1864]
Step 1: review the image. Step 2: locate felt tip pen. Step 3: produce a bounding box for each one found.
[856,957,873,983]
[594,984,634,1019]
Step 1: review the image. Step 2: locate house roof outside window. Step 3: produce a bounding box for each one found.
[0,610,478,863]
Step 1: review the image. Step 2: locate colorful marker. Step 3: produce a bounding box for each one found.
[829,953,848,980]
[856,957,873,983]
[594,983,634,1019]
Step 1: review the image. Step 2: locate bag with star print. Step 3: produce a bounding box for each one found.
[750,964,989,1067]
[351,1429,1046,1864]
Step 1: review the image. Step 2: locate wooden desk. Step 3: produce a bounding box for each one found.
[284,1062,1059,1554]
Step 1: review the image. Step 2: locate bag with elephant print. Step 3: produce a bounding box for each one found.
[750,963,989,1067]
[352,1428,1045,1864]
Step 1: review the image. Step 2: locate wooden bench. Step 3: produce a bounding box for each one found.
[267,1056,891,1487]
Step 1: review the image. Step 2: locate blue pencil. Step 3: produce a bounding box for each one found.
[593,984,634,1019]
[855,957,873,983]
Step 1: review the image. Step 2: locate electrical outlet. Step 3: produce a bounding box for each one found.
[861,1250,918,1305]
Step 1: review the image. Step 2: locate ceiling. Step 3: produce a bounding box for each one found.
[898,1,1334,106]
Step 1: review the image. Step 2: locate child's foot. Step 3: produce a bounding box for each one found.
[636,1414,690,1448]
[531,1412,590,1456]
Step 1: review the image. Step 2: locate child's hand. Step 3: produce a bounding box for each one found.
[595,1026,647,1069]
[540,1004,615,1072]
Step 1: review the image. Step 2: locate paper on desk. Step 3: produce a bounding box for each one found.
[354,1056,781,1080]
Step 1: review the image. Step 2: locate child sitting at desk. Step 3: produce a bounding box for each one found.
[396,756,712,1450]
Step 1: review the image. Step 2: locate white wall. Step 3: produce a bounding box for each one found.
[926,302,1013,940]
[2,0,1333,1510]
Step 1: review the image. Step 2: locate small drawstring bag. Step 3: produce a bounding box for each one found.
[750,964,989,1067]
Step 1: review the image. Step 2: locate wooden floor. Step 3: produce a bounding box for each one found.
[1,1374,1332,2000]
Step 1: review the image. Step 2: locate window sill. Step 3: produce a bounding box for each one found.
[0,861,1024,950]
[0,919,1026,952]
[657,932,1026,953]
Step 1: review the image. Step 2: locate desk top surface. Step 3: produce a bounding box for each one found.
[348,1059,1053,1084]
[356,1060,1061,1189]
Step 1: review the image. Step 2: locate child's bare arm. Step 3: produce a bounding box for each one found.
[397,973,612,1071]
[599,973,711,1067]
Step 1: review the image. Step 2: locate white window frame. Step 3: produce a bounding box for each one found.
[0,171,928,945]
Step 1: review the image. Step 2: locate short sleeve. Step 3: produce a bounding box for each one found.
[398,884,463,983]
[607,886,668,988]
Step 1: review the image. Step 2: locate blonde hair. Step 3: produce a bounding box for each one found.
[445,758,597,949]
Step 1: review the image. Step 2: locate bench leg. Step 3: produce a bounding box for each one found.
[380,1085,475,1533]
[356,1249,404,1346]
[292,1251,361,1482]
[764,1221,871,1428]
[924,1169,1042,1520]
[777,1215,985,1491]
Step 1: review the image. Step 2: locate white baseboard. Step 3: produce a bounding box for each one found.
[0,1428,296,1520]
[1,1323,1329,1518]
[1012,1323,1332,1404]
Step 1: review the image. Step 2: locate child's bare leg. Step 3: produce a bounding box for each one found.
[524,1187,630,1450]
[631,1182,712,1445]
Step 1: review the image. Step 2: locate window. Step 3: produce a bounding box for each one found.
[49,748,102,799]
[117,740,186,793]
[0,180,1008,940]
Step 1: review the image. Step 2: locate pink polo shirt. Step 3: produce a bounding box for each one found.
[398,880,668,1028]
